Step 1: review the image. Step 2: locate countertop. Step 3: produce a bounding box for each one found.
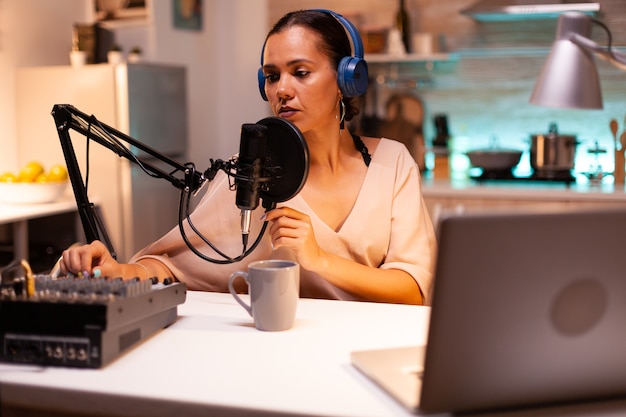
[4,292,626,417]
[0,197,77,224]
[420,177,626,203]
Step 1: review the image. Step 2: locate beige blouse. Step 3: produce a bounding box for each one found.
[131,138,437,303]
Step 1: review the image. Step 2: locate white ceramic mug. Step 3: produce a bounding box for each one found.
[228,260,299,331]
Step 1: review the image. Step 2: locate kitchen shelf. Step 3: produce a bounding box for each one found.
[365,53,459,64]
[365,53,459,82]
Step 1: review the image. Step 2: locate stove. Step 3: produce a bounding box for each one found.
[471,168,576,184]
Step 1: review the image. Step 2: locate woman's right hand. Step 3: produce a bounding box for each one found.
[59,240,122,278]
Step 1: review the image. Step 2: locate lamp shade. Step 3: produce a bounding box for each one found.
[529,12,603,109]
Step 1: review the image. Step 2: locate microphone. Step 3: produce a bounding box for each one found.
[230,116,309,253]
[235,123,268,246]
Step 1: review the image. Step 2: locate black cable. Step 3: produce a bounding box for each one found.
[592,17,614,57]
[176,186,269,264]
[91,117,161,180]
[85,119,92,193]
[179,176,238,260]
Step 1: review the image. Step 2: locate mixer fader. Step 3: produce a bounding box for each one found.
[0,273,186,368]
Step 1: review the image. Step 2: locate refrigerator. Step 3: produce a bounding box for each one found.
[16,63,188,262]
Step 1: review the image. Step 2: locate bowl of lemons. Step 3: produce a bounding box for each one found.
[0,162,70,204]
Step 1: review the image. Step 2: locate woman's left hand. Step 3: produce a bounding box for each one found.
[264,206,423,305]
[263,206,325,271]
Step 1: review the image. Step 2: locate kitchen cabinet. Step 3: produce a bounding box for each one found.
[15,63,188,262]
[365,53,459,82]
[424,195,570,225]
[355,54,459,169]
[365,53,459,64]
[0,199,84,273]
[421,179,626,225]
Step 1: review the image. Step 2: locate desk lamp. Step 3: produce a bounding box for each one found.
[529,11,626,109]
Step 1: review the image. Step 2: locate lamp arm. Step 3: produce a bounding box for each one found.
[570,33,626,71]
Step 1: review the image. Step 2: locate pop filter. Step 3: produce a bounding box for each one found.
[257,117,309,209]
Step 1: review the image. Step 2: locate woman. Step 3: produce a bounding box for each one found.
[59,9,436,305]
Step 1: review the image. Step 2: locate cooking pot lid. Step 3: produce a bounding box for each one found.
[532,133,578,141]
[533,122,576,138]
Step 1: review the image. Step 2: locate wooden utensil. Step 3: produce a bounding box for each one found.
[610,118,619,150]
[615,131,626,185]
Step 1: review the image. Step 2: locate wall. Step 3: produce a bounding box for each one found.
[150,0,269,162]
[269,0,626,179]
[85,0,270,164]
[1,0,269,174]
[0,0,90,172]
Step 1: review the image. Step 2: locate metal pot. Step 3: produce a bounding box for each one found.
[530,123,578,174]
[467,135,523,172]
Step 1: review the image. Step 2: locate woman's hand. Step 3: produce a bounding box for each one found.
[59,240,122,278]
[264,207,325,272]
[264,206,422,304]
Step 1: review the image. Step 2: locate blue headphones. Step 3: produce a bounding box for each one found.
[257,9,369,101]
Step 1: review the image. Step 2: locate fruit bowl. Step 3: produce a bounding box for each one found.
[0,181,69,204]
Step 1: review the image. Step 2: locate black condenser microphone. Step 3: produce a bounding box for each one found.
[235,123,268,246]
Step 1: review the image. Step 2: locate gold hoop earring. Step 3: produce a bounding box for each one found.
[339,99,346,130]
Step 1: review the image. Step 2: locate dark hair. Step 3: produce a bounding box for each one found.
[266,10,362,121]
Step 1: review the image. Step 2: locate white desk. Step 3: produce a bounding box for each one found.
[3,292,626,417]
[0,198,78,262]
[0,291,428,417]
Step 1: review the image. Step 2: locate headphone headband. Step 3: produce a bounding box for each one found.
[258,9,368,101]
[312,9,365,59]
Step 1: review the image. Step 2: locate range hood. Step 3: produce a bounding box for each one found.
[461,0,600,21]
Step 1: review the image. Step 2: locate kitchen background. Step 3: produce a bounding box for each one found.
[2,0,626,175]
[267,0,626,178]
[1,0,625,263]
[1,0,269,263]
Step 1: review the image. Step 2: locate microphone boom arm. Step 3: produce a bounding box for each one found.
[51,104,308,264]
[51,104,225,259]
[53,104,208,192]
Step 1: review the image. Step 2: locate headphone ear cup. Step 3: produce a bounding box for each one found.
[337,56,369,98]
[258,67,268,101]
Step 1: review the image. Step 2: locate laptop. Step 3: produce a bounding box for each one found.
[351,207,626,415]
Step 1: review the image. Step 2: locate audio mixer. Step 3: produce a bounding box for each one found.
[0,273,186,368]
